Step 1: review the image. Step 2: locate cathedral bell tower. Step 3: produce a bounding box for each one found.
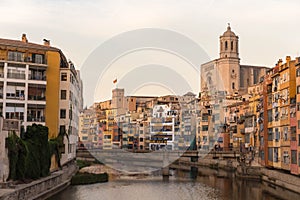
[219,23,239,59]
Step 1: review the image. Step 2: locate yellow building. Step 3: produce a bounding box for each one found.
[0,34,71,139]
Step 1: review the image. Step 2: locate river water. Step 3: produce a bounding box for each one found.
[49,168,300,200]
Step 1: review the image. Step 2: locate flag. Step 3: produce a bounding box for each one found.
[113,78,117,84]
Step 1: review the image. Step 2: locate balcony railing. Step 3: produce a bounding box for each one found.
[151,118,173,123]
[6,116,24,121]
[7,73,26,79]
[6,95,25,100]
[29,74,46,81]
[27,116,45,122]
[28,95,46,101]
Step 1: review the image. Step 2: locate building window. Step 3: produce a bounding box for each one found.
[268,128,273,141]
[283,151,290,165]
[60,109,66,119]
[267,109,272,122]
[60,125,66,134]
[297,103,300,111]
[8,51,24,62]
[297,68,300,77]
[61,73,67,81]
[225,41,228,50]
[231,41,233,51]
[291,150,297,165]
[291,126,296,141]
[35,54,44,64]
[297,86,300,94]
[275,128,280,141]
[202,125,209,131]
[232,82,235,89]
[274,148,279,162]
[268,148,273,161]
[283,126,289,141]
[61,90,67,100]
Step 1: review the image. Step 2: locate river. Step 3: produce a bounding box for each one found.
[49,168,300,200]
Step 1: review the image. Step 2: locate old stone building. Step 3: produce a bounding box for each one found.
[201,24,269,96]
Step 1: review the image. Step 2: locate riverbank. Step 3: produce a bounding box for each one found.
[0,161,77,200]
[170,157,300,195]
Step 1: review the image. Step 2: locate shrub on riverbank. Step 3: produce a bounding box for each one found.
[71,172,108,185]
[76,160,91,169]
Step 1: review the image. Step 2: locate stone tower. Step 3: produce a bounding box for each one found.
[219,23,239,59]
[218,24,240,95]
[111,88,124,109]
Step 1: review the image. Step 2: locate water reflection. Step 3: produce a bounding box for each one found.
[49,168,300,200]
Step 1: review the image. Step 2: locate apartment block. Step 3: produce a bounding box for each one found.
[0,34,83,167]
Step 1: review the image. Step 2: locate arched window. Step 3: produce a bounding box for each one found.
[232,82,235,89]
[225,41,228,50]
[231,41,233,51]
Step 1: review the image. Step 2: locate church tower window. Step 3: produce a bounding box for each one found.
[231,41,233,51]
[232,82,235,89]
[225,41,228,50]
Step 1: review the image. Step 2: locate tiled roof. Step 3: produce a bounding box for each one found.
[0,38,59,51]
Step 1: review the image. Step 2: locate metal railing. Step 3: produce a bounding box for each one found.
[28,95,46,101]
[7,73,26,79]
[28,74,46,81]
[27,116,45,122]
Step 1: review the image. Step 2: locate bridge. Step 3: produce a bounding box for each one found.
[76,149,240,174]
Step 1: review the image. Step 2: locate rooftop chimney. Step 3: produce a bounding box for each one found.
[43,39,50,47]
[286,56,291,63]
[278,59,283,66]
[21,33,28,43]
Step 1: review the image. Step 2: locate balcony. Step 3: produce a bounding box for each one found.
[7,73,26,80]
[6,94,25,100]
[151,118,173,124]
[27,116,45,122]
[28,74,46,81]
[28,95,45,101]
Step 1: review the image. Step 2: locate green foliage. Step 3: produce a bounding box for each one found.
[71,172,108,185]
[6,133,21,180]
[76,160,91,169]
[49,139,61,169]
[6,124,54,181]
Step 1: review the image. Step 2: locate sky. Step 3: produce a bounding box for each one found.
[1,0,300,105]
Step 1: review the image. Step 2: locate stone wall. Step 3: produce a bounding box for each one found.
[174,157,300,195]
[0,119,9,183]
[261,168,300,194]
[0,162,77,200]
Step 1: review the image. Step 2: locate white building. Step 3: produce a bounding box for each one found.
[59,61,83,165]
[149,105,177,150]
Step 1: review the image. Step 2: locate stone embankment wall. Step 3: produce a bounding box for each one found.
[172,157,300,195]
[261,168,300,194]
[0,162,77,200]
